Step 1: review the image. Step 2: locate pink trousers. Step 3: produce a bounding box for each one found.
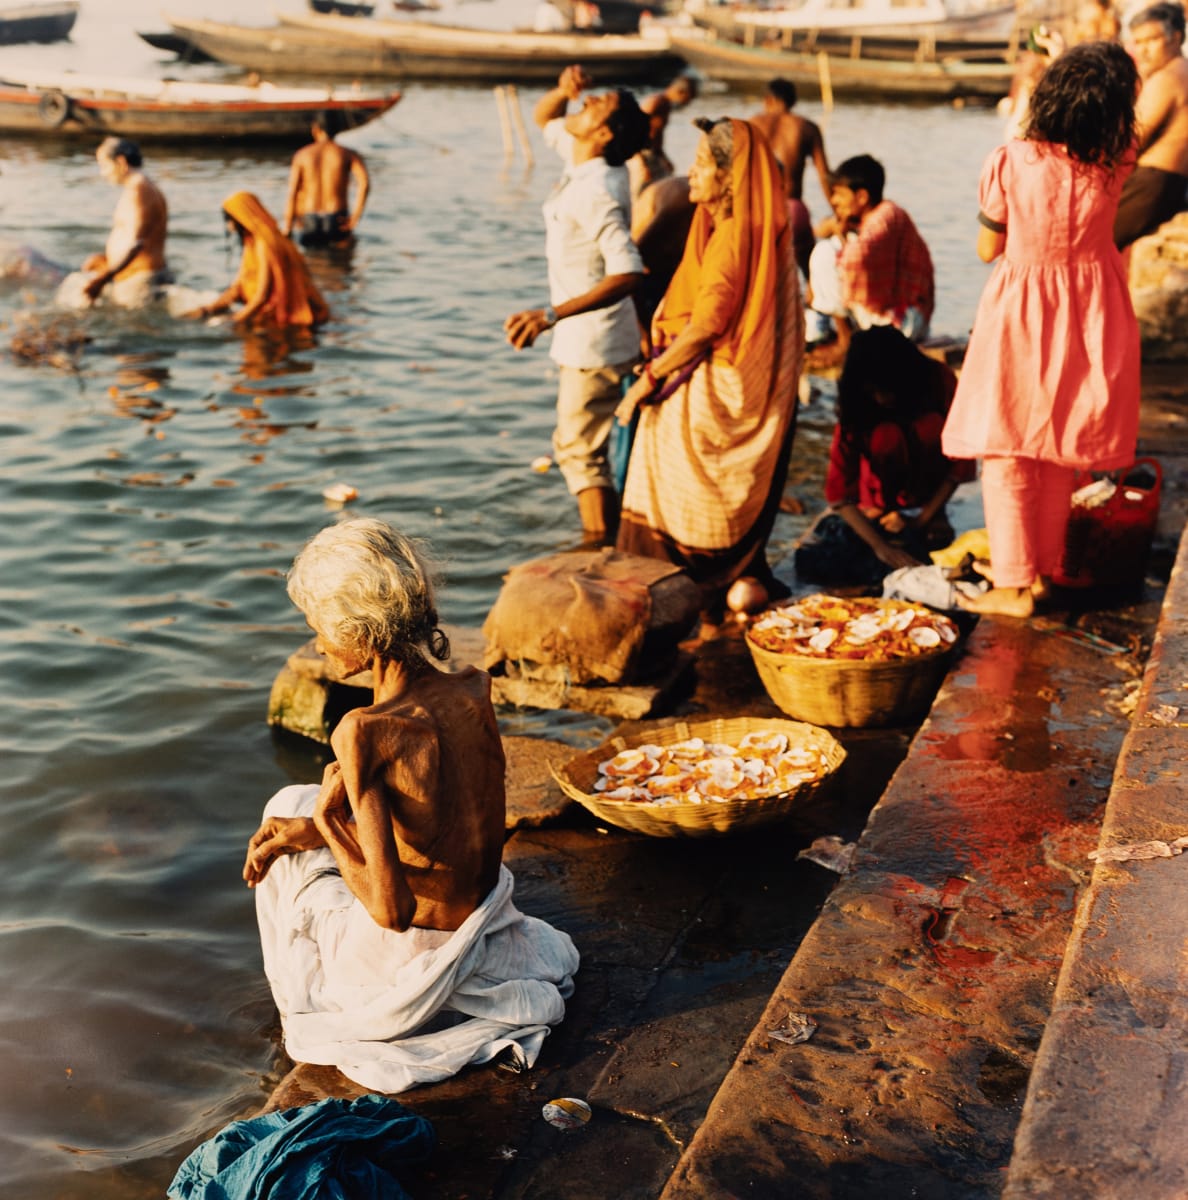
[981,456,1076,588]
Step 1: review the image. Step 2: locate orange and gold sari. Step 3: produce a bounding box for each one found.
[617,120,804,603]
[223,191,329,328]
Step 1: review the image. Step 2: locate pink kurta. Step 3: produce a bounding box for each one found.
[942,140,1140,471]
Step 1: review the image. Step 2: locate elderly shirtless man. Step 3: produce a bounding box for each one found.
[750,79,830,275]
[281,110,370,248]
[1114,2,1188,248]
[83,138,169,306]
[244,517,577,1091]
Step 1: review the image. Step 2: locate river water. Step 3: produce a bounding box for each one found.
[0,3,1003,1195]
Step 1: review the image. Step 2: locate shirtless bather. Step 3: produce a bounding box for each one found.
[243,518,577,1092]
[83,138,169,306]
[243,521,503,931]
[750,79,830,275]
[281,110,370,249]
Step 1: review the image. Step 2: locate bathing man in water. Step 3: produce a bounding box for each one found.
[83,138,170,306]
[282,110,371,248]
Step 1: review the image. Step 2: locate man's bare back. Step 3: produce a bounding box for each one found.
[327,662,506,932]
[283,128,370,241]
[750,109,828,200]
[246,656,506,933]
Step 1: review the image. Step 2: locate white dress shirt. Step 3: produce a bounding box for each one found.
[541,118,643,370]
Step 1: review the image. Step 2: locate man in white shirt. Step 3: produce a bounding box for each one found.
[505,65,648,544]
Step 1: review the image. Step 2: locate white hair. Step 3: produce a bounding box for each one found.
[287,517,449,664]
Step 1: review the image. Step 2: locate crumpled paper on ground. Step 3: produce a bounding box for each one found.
[1088,836,1188,863]
[797,835,856,874]
[768,1012,818,1046]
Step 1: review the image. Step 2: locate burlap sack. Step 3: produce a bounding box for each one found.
[482,549,700,686]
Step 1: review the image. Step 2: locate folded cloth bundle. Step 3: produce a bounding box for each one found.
[168,1093,434,1200]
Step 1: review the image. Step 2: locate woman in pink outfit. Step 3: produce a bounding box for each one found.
[942,41,1141,617]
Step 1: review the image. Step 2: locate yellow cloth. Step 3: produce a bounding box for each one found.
[653,119,788,402]
[619,121,803,570]
[930,527,991,567]
[223,191,329,328]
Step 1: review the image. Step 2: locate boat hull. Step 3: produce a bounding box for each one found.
[0,0,77,45]
[136,30,219,62]
[0,78,401,141]
[309,0,376,16]
[668,32,1014,99]
[689,0,1019,56]
[173,14,685,82]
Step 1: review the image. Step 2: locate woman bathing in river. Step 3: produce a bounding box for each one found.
[188,191,328,329]
[244,517,577,1091]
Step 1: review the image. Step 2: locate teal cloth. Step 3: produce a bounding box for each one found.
[167,1093,435,1200]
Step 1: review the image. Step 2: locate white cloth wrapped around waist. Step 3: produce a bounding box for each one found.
[254,784,579,1093]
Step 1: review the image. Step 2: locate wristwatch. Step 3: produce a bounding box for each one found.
[543,305,558,328]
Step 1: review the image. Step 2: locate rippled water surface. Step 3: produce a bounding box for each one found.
[0,3,1001,1194]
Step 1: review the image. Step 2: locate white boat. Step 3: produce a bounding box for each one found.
[687,0,1022,55]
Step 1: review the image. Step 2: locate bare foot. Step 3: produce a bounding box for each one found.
[726,576,770,616]
[1031,576,1052,602]
[957,585,1035,617]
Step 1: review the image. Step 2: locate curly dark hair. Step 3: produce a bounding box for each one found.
[1024,40,1138,169]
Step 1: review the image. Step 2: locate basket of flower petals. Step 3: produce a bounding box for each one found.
[551,717,846,838]
[745,595,960,728]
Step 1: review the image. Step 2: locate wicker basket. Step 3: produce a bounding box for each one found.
[550,716,846,838]
[746,633,951,728]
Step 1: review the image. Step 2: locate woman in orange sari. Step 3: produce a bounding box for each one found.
[615,118,804,619]
[190,191,329,328]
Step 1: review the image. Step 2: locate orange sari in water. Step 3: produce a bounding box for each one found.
[223,191,329,328]
[617,121,804,603]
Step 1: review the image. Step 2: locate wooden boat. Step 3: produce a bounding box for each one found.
[136,30,219,63]
[0,0,77,45]
[688,0,1023,62]
[309,0,376,15]
[0,71,402,141]
[667,29,1015,99]
[168,12,685,82]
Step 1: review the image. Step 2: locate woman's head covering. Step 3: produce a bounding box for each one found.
[653,119,788,375]
[221,191,329,328]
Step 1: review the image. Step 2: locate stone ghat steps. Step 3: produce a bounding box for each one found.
[663,536,1188,1200]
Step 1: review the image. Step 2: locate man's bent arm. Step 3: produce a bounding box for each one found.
[811,128,831,199]
[1135,73,1176,157]
[505,271,642,349]
[534,64,587,128]
[348,154,370,230]
[282,158,304,236]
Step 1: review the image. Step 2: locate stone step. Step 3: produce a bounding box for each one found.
[661,610,1146,1199]
[1002,531,1188,1200]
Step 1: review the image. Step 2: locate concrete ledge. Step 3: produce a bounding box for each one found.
[1003,532,1188,1200]
[661,616,1138,1200]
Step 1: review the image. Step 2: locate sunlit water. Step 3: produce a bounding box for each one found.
[0,3,1002,1194]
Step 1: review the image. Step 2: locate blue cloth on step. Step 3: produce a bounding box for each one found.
[167,1093,435,1200]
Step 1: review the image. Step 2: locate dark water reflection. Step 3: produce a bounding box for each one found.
[0,73,1000,1196]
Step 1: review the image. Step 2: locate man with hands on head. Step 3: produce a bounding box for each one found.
[504,65,648,546]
